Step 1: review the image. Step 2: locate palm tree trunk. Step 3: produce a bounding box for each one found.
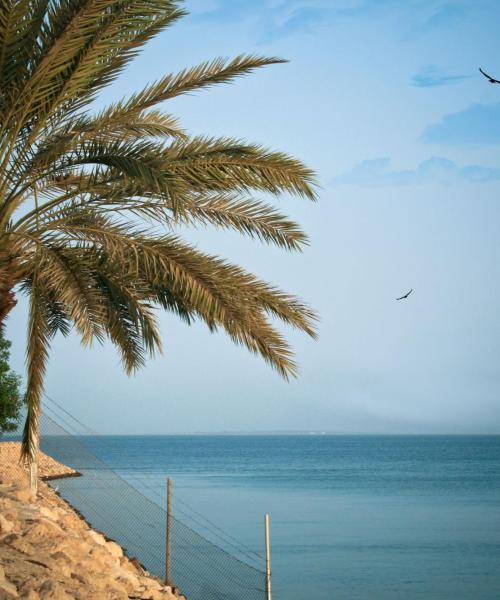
[0,289,37,492]
[22,389,41,495]
[0,257,39,494]
[0,251,19,323]
[22,290,49,496]
[24,404,39,495]
[0,267,17,324]
[0,263,35,489]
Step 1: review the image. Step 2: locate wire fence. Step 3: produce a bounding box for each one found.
[8,398,267,600]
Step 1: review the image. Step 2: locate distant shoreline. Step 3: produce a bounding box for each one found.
[30,431,500,437]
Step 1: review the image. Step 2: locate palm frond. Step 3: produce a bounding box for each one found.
[0,2,319,479]
[122,55,286,112]
[176,193,309,250]
[31,0,186,120]
[0,0,46,89]
[163,136,318,200]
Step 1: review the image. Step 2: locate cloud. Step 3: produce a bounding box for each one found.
[331,156,500,187]
[415,2,464,33]
[191,0,269,24]
[259,6,327,41]
[421,102,500,145]
[192,0,467,42]
[411,66,470,88]
[192,1,327,41]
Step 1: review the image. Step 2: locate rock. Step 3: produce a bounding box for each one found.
[48,559,72,579]
[139,577,161,591]
[124,557,148,579]
[10,486,33,503]
[23,556,51,570]
[88,544,119,568]
[52,539,91,563]
[102,586,129,600]
[23,519,64,543]
[17,581,43,599]
[49,551,72,566]
[119,556,141,576]
[18,590,40,600]
[69,571,88,587]
[37,581,70,600]
[112,565,140,594]
[106,540,123,558]
[53,507,67,519]
[1,509,19,525]
[0,513,14,534]
[69,592,92,600]
[0,445,180,600]
[86,530,106,547]
[0,579,19,598]
[140,590,171,600]
[4,533,35,555]
[3,533,19,544]
[18,507,39,522]
[38,507,58,522]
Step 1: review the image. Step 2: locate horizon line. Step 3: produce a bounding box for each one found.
[54,430,500,437]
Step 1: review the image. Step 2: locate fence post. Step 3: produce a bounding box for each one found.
[265,513,272,600]
[29,430,39,494]
[165,478,173,587]
[29,459,38,494]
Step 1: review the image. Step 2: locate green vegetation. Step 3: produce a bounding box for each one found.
[0,330,22,436]
[0,1,318,466]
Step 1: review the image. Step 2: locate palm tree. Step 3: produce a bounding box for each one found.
[0,0,318,489]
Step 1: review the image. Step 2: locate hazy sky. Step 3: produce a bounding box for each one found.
[7,0,500,434]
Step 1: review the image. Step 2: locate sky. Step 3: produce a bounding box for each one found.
[7,0,500,434]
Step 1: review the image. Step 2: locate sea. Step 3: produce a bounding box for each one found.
[73,434,500,600]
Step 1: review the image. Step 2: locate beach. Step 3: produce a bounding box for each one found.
[0,442,183,600]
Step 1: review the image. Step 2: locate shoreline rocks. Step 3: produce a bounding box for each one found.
[0,443,77,482]
[0,443,184,600]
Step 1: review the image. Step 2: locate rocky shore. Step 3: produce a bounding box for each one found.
[0,443,77,482]
[0,443,183,600]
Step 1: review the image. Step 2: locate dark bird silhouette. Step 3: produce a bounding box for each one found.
[479,68,500,84]
[396,289,413,301]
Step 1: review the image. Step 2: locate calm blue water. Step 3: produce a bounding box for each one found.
[82,435,500,599]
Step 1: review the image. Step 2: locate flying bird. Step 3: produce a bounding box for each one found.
[479,68,500,84]
[396,289,413,301]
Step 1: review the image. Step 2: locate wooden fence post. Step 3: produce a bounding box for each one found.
[265,513,272,600]
[165,478,172,586]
